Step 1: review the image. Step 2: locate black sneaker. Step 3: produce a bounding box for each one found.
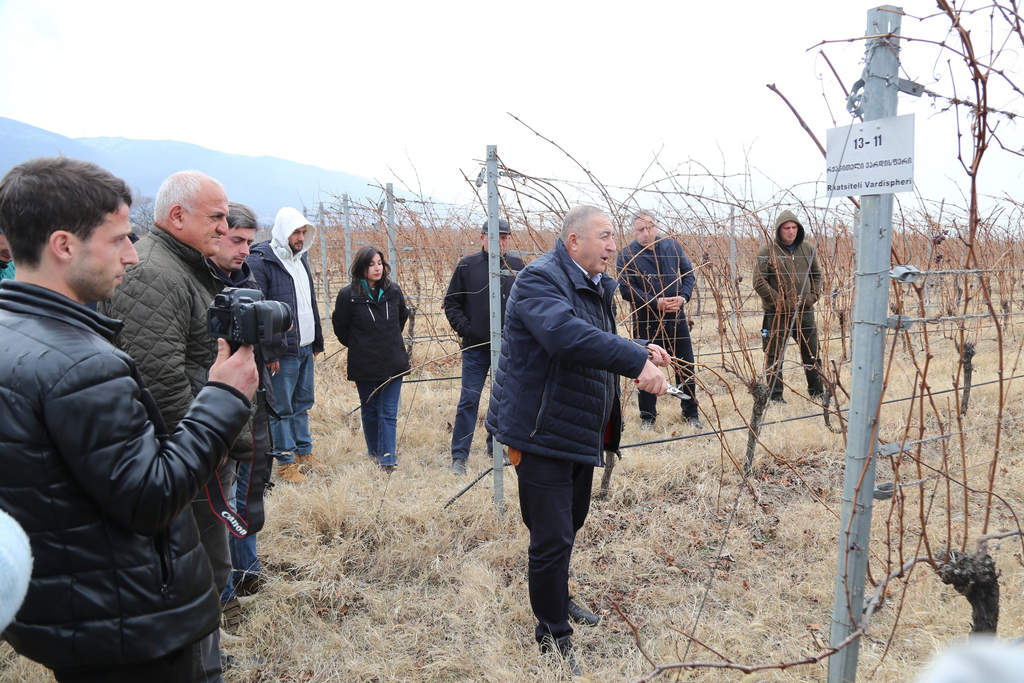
[685,417,704,430]
[540,635,582,676]
[770,397,787,405]
[640,417,656,431]
[234,575,264,597]
[568,597,600,626]
[451,458,467,476]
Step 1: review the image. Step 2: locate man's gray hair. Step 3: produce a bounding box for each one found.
[631,210,656,226]
[561,205,606,242]
[227,202,259,230]
[153,170,223,226]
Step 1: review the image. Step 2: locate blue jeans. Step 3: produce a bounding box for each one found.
[356,377,403,466]
[270,344,315,463]
[450,346,494,460]
[220,459,261,603]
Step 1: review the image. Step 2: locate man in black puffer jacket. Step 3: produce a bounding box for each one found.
[486,206,670,675]
[0,157,258,683]
[442,218,524,475]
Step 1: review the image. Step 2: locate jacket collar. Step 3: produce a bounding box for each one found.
[351,279,397,303]
[252,240,288,269]
[553,239,617,297]
[209,259,253,288]
[149,225,216,273]
[627,238,663,257]
[0,280,123,341]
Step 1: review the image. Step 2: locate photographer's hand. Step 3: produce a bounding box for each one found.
[209,339,259,399]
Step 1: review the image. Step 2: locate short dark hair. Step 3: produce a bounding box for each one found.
[350,245,391,287]
[227,202,259,230]
[0,157,132,268]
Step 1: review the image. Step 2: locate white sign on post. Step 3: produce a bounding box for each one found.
[825,114,915,198]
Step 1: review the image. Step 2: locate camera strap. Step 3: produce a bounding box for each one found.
[205,386,272,538]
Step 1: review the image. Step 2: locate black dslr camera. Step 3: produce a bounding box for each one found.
[207,287,292,347]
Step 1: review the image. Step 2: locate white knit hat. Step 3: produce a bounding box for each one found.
[0,508,32,631]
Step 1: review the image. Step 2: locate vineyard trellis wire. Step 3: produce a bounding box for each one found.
[295,158,1024,679]
[259,5,1024,679]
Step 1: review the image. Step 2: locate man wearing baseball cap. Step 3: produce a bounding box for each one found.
[442,218,524,475]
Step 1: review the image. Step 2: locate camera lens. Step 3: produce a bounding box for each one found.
[259,300,292,336]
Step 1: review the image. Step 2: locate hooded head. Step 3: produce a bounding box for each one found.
[774,210,804,248]
[271,207,317,260]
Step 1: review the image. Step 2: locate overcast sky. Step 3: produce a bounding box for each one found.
[0,1,1020,215]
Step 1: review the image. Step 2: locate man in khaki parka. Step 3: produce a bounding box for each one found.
[753,210,825,404]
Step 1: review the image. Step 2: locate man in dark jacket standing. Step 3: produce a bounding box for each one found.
[0,157,258,683]
[616,211,701,429]
[486,206,670,675]
[753,209,825,404]
[442,218,524,475]
[247,207,325,483]
[208,202,274,631]
[102,169,240,682]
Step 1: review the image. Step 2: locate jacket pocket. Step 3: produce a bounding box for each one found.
[155,531,172,600]
[531,361,557,437]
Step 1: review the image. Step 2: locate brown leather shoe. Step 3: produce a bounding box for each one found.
[221,598,243,634]
[296,454,327,472]
[278,462,307,483]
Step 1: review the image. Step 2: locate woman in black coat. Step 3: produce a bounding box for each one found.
[332,246,410,471]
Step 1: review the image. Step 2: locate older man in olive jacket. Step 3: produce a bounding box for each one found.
[102,170,242,682]
[753,209,825,404]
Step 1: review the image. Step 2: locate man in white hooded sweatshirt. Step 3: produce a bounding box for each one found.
[247,207,325,483]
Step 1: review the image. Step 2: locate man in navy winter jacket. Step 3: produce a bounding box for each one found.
[616,211,701,429]
[486,206,670,674]
[247,207,325,483]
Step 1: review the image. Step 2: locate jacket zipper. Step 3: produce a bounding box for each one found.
[599,288,612,455]
[156,532,171,600]
[531,360,556,437]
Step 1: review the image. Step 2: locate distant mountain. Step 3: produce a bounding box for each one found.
[0,117,378,220]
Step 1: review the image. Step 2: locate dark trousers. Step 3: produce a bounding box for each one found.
[191,458,233,683]
[517,453,594,643]
[53,646,192,683]
[450,346,495,460]
[221,459,261,603]
[762,310,824,400]
[637,325,698,420]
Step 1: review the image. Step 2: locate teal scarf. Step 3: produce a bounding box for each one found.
[360,279,384,302]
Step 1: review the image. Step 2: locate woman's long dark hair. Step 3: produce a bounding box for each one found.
[350,245,391,288]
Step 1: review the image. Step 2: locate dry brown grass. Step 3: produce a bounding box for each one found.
[5,336,1022,683]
